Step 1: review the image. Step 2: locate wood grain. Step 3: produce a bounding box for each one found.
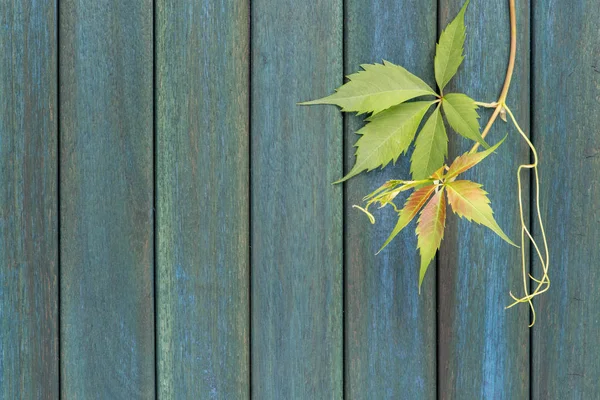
[343,1,437,399]
[59,1,154,398]
[437,1,530,398]
[0,1,58,398]
[531,0,600,397]
[250,0,343,398]
[155,0,249,398]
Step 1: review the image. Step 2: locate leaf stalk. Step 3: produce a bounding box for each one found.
[468,0,550,326]
[469,0,517,154]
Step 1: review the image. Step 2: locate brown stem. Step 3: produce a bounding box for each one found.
[498,0,517,103]
[470,0,517,154]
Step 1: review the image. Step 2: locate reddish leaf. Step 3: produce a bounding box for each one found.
[416,188,447,289]
[431,165,446,180]
[445,135,506,180]
[446,180,517,246]
[378,184,437,253]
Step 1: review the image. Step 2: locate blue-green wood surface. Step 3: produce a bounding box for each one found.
[156,0,250,398]
[437,1,530,398]
[344,1,437,399]
[3,1,600,397]
[60,1,154,397]
[251,0,343,398]
[532,1,600,398]
[0,1,58,398]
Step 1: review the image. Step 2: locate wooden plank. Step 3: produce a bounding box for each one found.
[155,0,249,398]
[59,1,154,397]
[437,1,530,398]
[250,1,343,398]
[343,2,437,399]
[531,1,600,397]
[0,2,58,398]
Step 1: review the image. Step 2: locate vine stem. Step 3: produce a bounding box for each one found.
[474,101,498,108]
[468,0,550,325]
[469,0,517,154]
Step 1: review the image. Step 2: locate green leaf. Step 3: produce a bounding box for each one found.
[377,184,437,254]
[434,0,470,91]
[337,101,434,183]
[442,93,488,148]
[446,180,518,247]
[416,188,447,290]
[445,135,506,180]
[300,60,436,115]
[411,105,448,179]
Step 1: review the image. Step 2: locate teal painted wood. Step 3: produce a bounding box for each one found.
[437,1,530,398]
[59,1,154,398]
[531,1,600,397]
[156,0,249,398]
[0,2,58,398]
[251,0,343,398]
[343,2,437,399]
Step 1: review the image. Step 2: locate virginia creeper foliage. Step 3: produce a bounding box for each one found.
[301,0,549,325]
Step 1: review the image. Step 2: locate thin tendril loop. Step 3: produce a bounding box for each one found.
[503,105,550,326]
[470,0,550,326]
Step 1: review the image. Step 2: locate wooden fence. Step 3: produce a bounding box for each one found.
[0,0,598,398]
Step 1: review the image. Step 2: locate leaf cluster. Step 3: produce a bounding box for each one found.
[300,0,521,289]
[301,0,487,182]
[356,137,517,289]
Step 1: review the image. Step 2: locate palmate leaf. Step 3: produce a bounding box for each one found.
[377,184,437,253]
[337,101,434,183]
[445,135,506,180]
[446,180,518,246]
[434,0,469,91]
[300,60,436,115]
[416,188,447,290]
[411,105,448,179]
[360,137,512,289]
[442,93,488,148]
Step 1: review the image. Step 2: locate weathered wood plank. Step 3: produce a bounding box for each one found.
[251,0,343,398]
[437,1,530,398]
[343,2,437,399]
[59,1,154,397]
[0,2,58,398]
[156,0,249,398]
[532,1,600,397]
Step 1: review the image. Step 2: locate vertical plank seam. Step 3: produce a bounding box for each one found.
[342,0,347,397]
[153,0,158,398]
[248,0,253,397]
[435,0,441,398]
[56,0,62,397]
[528,0,535,398]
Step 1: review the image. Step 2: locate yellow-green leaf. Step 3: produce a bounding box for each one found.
[337,101,434,183]
[411,105,448,179]
[300,60,436,115]
[446,180,518,247]
[377,184,437,254]
[416,188,447,290]
[445,135,506,180]
[442,93,488,148]
[434,0,470,91]
[431,166,446,180]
